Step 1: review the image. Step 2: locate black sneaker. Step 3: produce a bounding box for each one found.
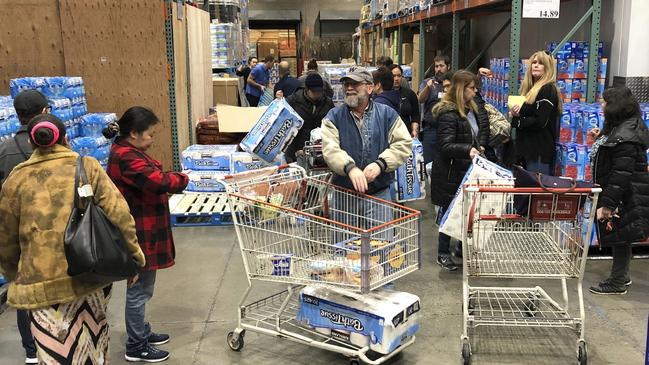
[589,283,627,295]
[598,278,632,287]
[148,333,170,346]
[125,344,170,363]
[437,256,458,271]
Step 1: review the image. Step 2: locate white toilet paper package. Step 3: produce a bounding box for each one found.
[240,98,304,163]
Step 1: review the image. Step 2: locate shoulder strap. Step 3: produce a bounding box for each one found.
[13,135,29,161]
[74,156,91,208]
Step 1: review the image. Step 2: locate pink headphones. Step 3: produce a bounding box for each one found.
[30,121,60,147]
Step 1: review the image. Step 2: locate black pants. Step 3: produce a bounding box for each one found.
[246,93,260,107]
[609,242,632,287]
[17,309,36,357]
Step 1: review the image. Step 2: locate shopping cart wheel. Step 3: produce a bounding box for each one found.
[577,341,587,365]
[461,339,471,365]
[227,331,245,352]
[524,293,540,317]
[349,357,361,365]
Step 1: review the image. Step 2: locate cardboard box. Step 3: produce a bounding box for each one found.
[257,39,278,59]
[412,34,420,84]
[216,104,267,133]
[402,43,413,65]
[212,78,239,106]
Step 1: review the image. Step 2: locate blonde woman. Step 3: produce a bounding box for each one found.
[509,50,562,174]
[430,70,489,270]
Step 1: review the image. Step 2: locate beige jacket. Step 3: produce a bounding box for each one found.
[0,145,145,309]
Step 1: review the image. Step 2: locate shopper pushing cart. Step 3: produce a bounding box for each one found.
[220,165,421,364]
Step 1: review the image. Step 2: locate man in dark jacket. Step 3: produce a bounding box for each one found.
[418,56,451,164]
[0,89,48,364]
[371,66,401,113]
[298,58,334,99]
[273,61,301,99]
[285,74,335,162]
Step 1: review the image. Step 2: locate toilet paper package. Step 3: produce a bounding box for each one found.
[240,98,304,163]
[181,144,238,171]
[184,170,229,192]
[296,286,421,354]
[393,138,425,202]
[230,151,282,173]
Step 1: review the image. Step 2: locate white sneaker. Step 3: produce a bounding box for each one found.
[25,357,38,364]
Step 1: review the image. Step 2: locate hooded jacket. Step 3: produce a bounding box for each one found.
[285,89,335,162]
[594,117,649,246]
[373,89,402,113]
[0,145,145,309]
[429,101,490,208]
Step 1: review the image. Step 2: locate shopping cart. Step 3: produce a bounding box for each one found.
[296,141,330,176]
[220,164,421,364]
[459,183,601,365]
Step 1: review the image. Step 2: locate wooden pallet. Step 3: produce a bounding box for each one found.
[169,192,233,226]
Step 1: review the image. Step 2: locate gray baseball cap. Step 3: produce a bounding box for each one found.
[340,66,373,84]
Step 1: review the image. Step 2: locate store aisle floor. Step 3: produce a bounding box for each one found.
[0,201,647,364]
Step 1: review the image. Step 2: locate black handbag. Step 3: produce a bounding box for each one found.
[512,165,595,219]
[64,156,139,282]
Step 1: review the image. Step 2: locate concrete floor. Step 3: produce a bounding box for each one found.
[0,200,647,365]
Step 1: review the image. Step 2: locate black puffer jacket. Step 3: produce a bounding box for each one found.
[285,89,335,162]
[594,117,649,246]
[510,83,560,167]
[430,101,490,208]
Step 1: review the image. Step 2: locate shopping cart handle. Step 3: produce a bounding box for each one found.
[466,186,602,194]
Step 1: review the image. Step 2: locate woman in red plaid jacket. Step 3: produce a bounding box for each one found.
[104,106,188,363]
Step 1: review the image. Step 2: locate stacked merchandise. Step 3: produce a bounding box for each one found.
[370,0,383,21]
[361,1,372,24]
[549,41,606,103]
[240,0,250,62]
[181,144,237,193]
[555,102,649,182]
[210,23,242,69]
[321,65,376,106]
[383,0,399,21]
[481,58,517,115]
[7,77,114,169]
[398,0,421,16]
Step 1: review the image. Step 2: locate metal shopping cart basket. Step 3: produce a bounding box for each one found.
[220,164,421,364]
[296,141,330,176]
[459,183,600,365]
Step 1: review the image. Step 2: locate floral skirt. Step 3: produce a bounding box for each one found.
[30,285,112,365]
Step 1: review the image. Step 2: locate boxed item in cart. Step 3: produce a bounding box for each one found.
[184,170,228,192]
[257,254,293,276]
[181,144,238,171]
[240,98,304,163]
[333,238,406,277]
[393,138,425,202]
[309,258,384,286]
[296,286,421,355]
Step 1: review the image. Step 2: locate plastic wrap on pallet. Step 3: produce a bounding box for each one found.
[182,144,239,171]
[0,107,20,142]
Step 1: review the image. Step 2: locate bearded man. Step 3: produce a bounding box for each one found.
[321,66,412,201]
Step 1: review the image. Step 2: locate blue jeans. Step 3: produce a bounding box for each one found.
[126,270,157,352]
[421,126,438,166]
[435,206,452,257]
[17,310,36,358]
[332,187,394,242]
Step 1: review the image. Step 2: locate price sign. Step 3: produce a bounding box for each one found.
[523,0,560,19]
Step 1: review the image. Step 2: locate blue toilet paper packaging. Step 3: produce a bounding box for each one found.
[296,285,421,355]
[240,98,304,163]
[181,144,238,171]
[393,138,425,202]
[230,151,282,173]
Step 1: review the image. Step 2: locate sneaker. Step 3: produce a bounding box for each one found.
[148,333,170,346]
[437,256,458,271]
[25,357,38,364]
[125,344,170,363]
[598,278,632,287]
[589,283,627,295]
